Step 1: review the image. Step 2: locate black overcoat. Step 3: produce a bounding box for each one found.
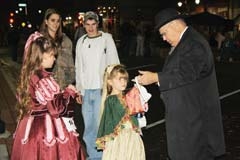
[158,27,225,160]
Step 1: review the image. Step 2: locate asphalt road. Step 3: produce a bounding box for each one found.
[0,48,240,159]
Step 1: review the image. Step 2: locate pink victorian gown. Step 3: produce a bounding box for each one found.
[11,69,85,160]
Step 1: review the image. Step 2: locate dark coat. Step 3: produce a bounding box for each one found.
[158,27,225,160]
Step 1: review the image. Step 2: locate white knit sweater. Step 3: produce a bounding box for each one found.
[75,31,120,95]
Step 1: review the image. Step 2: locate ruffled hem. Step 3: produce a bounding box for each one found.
[96,114,140,149]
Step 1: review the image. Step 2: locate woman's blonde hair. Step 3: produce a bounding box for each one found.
[99,64,129,119]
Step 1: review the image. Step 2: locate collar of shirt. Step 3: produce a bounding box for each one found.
[180,26,188,40]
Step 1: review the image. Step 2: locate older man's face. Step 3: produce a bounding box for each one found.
[159,21,180,47]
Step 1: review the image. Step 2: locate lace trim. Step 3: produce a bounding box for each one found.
[96,114,140,150]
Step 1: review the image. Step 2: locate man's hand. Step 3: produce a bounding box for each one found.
[137,70,159,85]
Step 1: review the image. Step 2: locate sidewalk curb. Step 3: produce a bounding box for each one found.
[0,144,9,160]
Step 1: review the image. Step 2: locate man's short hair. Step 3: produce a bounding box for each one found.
[84,11,99,23]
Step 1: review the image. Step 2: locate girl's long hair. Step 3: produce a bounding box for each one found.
[99,64,129,120]
[39,8,63,47]
[16,37,56,120]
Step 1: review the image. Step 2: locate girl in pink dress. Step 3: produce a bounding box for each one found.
[11,36,85,160]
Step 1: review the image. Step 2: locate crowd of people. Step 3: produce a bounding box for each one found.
[213,31,240,63]
[0,7,229,160]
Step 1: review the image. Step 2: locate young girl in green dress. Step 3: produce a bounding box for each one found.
[96,64,145,160]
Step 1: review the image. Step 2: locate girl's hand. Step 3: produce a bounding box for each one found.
[67,85,82,104]
[76,92,83,104]
[67,84,78,93]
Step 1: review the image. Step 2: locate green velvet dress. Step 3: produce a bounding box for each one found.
[96,95,145,160]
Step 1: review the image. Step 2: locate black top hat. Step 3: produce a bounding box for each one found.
[155,8,184,30]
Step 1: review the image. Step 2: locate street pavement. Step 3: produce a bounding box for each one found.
[0,47,240,160]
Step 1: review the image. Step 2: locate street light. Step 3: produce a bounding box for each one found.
[195,0,200,5]
[178,2,183,7]
[18,3,27,15]
[177,0,200,14]
[9,18,14,24]
[9,12,14,27]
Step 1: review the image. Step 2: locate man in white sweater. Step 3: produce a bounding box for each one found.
[75,11,119,160]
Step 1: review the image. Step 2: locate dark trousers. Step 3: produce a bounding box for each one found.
[73,103,87,156]
[0,118,5,133]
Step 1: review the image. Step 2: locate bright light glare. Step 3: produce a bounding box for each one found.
[21,22,26,27]
[195,0,200,4]
[178,2,183,7]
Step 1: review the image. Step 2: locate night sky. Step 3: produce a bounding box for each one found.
[0,0,177,25]
[0,0,95,22]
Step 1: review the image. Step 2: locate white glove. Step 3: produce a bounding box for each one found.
[134,77,152,112]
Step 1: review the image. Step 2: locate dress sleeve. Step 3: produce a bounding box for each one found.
[33,76,76,117]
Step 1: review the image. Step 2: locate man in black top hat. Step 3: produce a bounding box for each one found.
[137,8,225,160]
